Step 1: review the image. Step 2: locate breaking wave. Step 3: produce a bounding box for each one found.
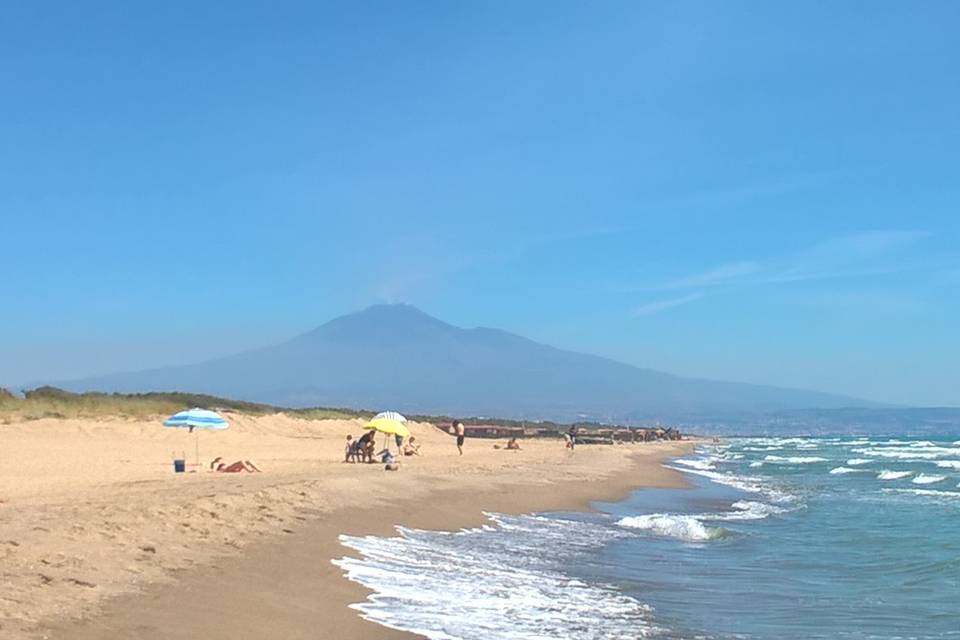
[912,474,947,485]
[878,470,913,480]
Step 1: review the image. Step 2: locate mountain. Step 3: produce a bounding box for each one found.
[53,304,880,423]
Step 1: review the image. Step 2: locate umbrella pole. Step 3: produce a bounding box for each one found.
[196,432,200,470]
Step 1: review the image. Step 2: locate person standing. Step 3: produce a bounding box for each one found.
[453,420,465,456]
[567,424,579,451]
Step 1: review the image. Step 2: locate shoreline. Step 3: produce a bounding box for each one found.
[37,440,694,640]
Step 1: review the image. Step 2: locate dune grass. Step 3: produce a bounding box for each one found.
[0,387,667,438]
[0,387,366,423]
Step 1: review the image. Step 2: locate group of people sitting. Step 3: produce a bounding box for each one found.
[344,432,422,464]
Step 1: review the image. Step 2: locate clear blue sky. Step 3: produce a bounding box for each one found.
[2,2,958,406]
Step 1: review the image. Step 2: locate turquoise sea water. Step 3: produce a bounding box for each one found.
[335,436,960,639]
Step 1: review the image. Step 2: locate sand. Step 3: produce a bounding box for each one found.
[0,413,693,640]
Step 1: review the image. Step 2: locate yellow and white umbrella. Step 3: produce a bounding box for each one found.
[364,417,411,438]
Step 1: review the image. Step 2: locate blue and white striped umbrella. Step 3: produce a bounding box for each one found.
[373,411,407,423]
[164,408,229,430]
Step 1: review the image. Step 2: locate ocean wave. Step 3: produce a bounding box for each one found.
[878,470,913,480]
[617,514,729,541]
[847,458,873,466]
[934,460,960,470]
[335,516,663,640]
[829,467,862,475]
[665,465,794,502]
[912,474,947,485]
[723,500,787,520]
[883,488,960,499]
[851,449,942,460]
[852,445,960,460]
[763,455,828,464]
[673,458,717,471]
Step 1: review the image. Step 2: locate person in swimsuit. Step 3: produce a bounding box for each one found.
[453,420,465,456]
[357,430,377,463]
[567,425,579,451]
[402,436,422,456]
[209,457,262,473]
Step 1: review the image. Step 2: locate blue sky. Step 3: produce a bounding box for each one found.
[2,1,958,405]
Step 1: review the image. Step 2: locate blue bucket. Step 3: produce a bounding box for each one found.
[173,459,186,473]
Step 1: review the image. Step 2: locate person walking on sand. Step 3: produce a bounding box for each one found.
[453,420,465,456]
[567,424,579,451]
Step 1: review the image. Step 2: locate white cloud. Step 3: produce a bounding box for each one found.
[656,230,929,291]
[661,261,760,289]
[628,229,931,318]
[632,292,704,317]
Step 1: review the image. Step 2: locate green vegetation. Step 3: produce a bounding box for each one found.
[0,387,669,437]
[1,387,297,423]
[287,407,372,421]
[0,386,374,424]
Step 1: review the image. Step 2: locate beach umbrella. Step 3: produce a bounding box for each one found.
[373,411,407,423]
[365,418,411,437]
[164,408,229,468]
[365,417,411,454]
[365,418,411,438]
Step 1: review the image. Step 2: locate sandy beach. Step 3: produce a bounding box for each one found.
[0,412,692,640]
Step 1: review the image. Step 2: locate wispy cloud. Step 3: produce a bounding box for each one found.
[660,230,929,291]
[660,261,761,290]
[630,230,933,317]
[632,292,704,316]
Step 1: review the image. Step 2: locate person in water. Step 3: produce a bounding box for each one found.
[452,420,465,456]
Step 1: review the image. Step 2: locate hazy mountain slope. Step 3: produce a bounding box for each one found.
[55,304,877,422]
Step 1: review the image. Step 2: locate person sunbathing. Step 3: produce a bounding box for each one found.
[505,437,521,450]
[209,457,261,473]
[402,436,422,456]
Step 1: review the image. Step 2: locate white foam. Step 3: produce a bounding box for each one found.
[883,488,960,499]
[749,461,764,468]
[617,514,727,541]
[764,455,828,464]
[934,460,960,470]
[912,474,947,485]
[335,515,662,639]
[665,465,793,503]
[723,500,787,520]
[878,470,912,480]
[673,458,716,471]
[829,467,862,475]
[852,445,960,460]
[847,458,873,466]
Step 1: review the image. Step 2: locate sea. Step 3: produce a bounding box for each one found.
[333,436,960,639]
